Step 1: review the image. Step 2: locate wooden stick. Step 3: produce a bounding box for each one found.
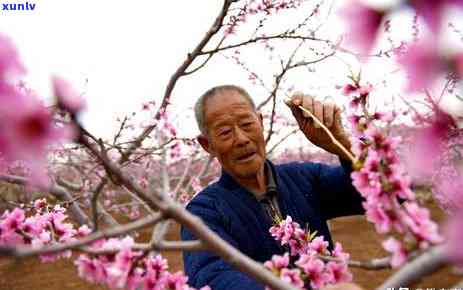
[292,103,356,163]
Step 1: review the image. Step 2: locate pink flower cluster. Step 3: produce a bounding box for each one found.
[266,216,352,289]
[0,200,210,290]
[429,128,463,214]
[76,238,210,290]
[0,198,89,262]
[340,1,385,55]
[340,1,463,91]
[345,81,443,267]
[0,33,76,185]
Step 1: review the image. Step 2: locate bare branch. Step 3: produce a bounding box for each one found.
[287,50,336,70]
[266,128,299,155]
[376,245,449,290]
[77,131,299,290]
[200,34,328,56]
[55,176,83,191]
[120,0,235,162]
[319,255,391,270]
[113,116,129,145]
[183,36,226,76]
[91,177,108,232]
[265,39,307,144]
[82,240,205,255]
[173,157,194,197]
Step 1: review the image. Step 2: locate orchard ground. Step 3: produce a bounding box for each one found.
[0,197,460,290]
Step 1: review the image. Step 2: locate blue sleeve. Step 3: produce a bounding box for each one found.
[303,159,365,220]
[181,195,265,290]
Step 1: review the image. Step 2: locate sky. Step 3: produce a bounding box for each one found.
[1,0,462,142]
[1,1,234,137]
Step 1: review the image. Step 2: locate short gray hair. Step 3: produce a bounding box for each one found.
[194,85,256,135]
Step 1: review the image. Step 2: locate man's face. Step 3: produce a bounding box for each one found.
[198,91,266,179]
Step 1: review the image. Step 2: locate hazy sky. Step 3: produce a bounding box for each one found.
[1,1,234,137]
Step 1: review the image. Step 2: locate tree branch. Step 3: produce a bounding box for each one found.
[76,131,299,290]
[319,255,391,270]
[376,245,449,290]
[119,0,235,162]
[0,213,164,257]
[200,34,328,55]
[0,174,90,226]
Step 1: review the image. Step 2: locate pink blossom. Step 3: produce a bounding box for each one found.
[0,34,73,184]
[270,216,309,255]
[77,225,92,237]
[382,237,407,268]
[325,261,352,284]
[22,217,45,236]
[402,202,443,246]
[351,171,371,194]
[39,249,72,263]
[264,253,290,272]
[126,267,144,290]
[340,2,384,55]
[33,198,47,210]
[52,76,86,114]
[75,255,108,284]
[408,110,455,178]
[0,34,25,79]
[295,254,330,289]
[161,271,189,290]
[308,236,329,255]
[279,268,304,289]
[1,208,25,231]
[0,99,70,185]
[145,254,169,280]
[358,83,373,97]
[433,170,463,213]
[363,201,391,234]
[0,231,24,246]
[332,242,350,262]
[143,273,164,290]
[397,41,442,92]
[407,1,446,33]
[342,84,358,96]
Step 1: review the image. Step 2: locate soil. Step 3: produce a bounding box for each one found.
[0,200,460,290]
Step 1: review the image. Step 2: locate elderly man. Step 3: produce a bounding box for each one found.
[181,85,365,290]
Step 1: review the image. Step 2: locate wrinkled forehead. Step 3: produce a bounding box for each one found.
[205,91,255,114]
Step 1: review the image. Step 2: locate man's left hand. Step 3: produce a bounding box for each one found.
[286,92,352,161]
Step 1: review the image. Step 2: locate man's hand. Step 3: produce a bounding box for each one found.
[286,92,352,161]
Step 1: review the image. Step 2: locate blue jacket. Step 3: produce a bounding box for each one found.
[181,160,364,290]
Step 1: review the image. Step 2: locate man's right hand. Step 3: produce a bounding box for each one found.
[285,92,352,161]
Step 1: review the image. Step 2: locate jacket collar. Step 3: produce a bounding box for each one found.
[217,159,279,196]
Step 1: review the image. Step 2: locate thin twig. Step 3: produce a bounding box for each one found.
[319,255,391,270]
[376,245,449,290]
[120,0,235,163]
[266,128,299,155]
[82,240,205,255]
